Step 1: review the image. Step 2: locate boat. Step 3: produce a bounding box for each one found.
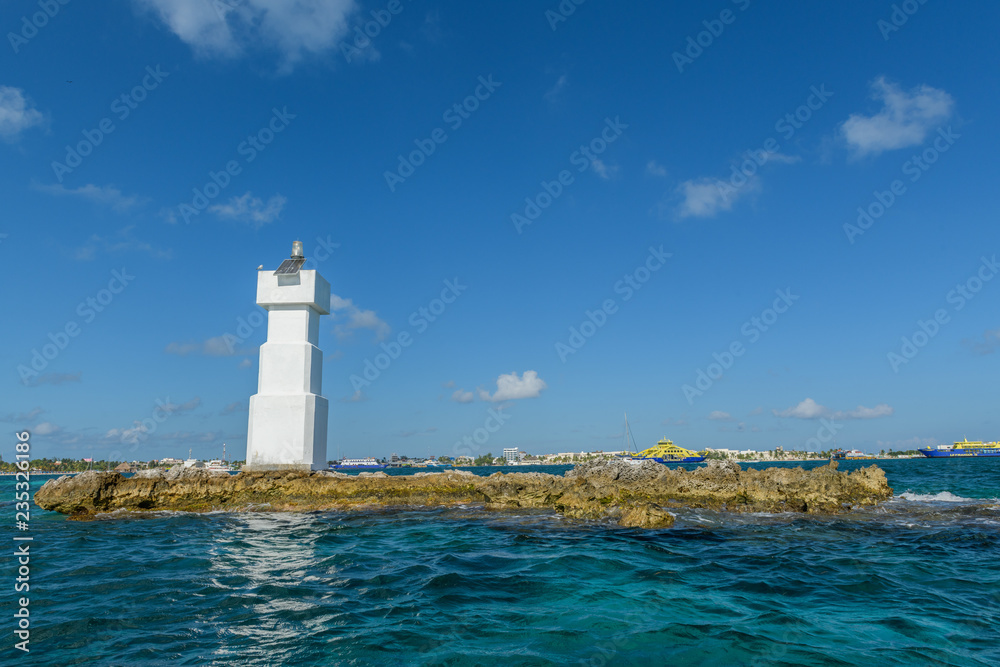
[831,449,875,460]
[205,444,233,472]
[616,412,645,465]
[421,459,452,468]
[634,437,706,464]
[332,457,386,470]
[918,439,1000,458]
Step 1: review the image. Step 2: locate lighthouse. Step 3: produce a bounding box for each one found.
[245,241,330,471]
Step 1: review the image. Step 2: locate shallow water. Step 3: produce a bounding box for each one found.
[3,459,999,665]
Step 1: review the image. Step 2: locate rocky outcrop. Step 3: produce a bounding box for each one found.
[35,460,893,529]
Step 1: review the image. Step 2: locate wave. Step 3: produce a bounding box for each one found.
[898,491,977,503]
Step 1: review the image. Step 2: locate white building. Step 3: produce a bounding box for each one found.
[245,242,330,472]
[503,448,521,464]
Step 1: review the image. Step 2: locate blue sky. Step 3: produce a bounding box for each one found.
[3,0,999,462]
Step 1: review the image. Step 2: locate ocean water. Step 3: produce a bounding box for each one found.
[3,459,999,666]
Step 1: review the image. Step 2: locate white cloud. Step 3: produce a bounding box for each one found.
[33,422,62,436]
[833,404,894,420]
[675,176,758,218]
[238,358,253,369]
[0,86,44,141]
[773,398,829,419]
[1,407,44,423]
[773,398,894,420]
[591,158,619,180]
[209,192,286,227]
[220,401,247,415]
[646,160,667,177]
[341,390,367,403]
[478,371,547,402]
[451,389,474,404]
[708,410,734,422]
[133,0,357,72]
[841,77,954,157]
[33,183,146,212]
[330,293,390,341]
[963,329,1000,355]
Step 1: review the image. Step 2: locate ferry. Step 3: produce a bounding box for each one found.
[634,437,706,464]
[918,439,1000,458]
[332,457,386,470]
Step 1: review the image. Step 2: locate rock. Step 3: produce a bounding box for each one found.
[34,461,894,527]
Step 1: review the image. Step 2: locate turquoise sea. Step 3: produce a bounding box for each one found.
[4,459,999,666]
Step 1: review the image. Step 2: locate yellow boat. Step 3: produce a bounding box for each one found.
[634,437,706,463]
[919,439,1000,458]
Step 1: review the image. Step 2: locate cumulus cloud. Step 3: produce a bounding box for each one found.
[0,86,45,140]
[209,192,286,228]
[33,422,62,436]
[104,398,201,445]
[675,176,759,218]
[451,389,474,404]
[773,398,893,420]
[841,77,954,157]
[133,0,357,72]
[330,294,390,342]
[477,371,547,402]
[773,398,829,419]
[33,182,146,212]
[708,410,734,422]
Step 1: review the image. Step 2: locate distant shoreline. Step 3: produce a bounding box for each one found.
[2,456,932,476]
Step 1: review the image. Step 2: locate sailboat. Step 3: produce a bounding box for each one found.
[617,413,644,464]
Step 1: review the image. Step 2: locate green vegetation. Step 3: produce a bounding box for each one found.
[0,457,124,473]
[472,452,494,466]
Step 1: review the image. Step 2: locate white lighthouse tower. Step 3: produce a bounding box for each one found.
[245,241,330,471]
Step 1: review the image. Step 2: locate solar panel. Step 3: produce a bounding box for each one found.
[274,258,305,275]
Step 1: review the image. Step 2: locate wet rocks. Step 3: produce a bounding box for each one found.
[34,459,893,528]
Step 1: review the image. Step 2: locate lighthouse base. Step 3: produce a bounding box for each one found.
[244,394,328,471]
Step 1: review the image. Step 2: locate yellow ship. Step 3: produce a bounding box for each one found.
[919,439,1000,458]
[634,437,706,463]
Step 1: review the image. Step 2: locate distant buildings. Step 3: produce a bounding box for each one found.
[503,448,524,464]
